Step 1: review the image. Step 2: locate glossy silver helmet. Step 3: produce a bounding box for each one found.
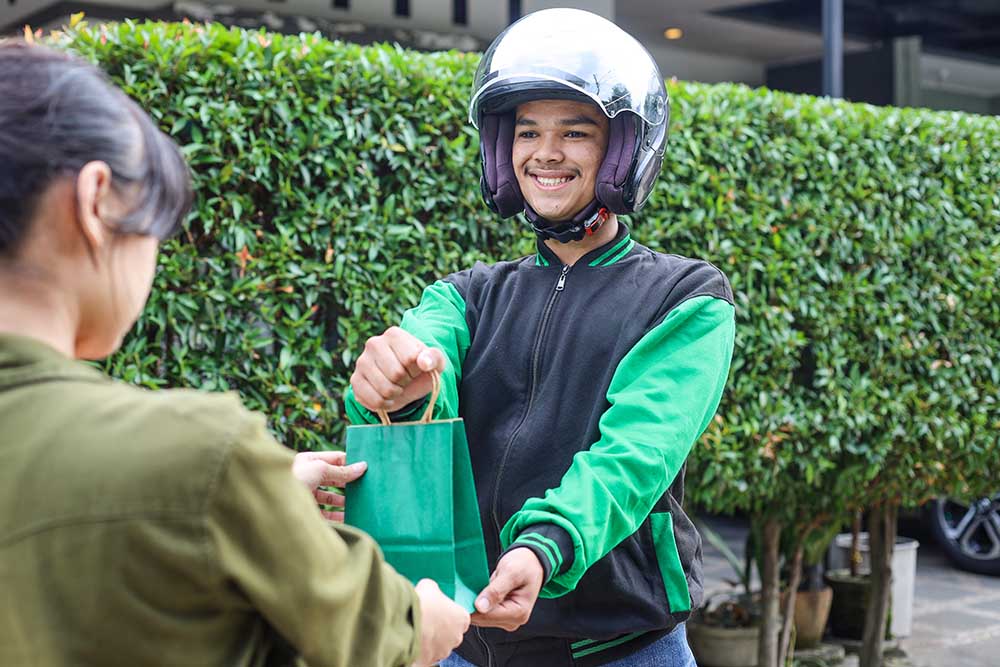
[469,8,668,238]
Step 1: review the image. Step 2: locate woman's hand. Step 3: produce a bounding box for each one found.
[291,450,367,521]
[413,579,471,667]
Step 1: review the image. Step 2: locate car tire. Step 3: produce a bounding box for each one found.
[925,496,1000,576]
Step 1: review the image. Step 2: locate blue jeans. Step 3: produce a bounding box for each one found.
[439,624,696,667]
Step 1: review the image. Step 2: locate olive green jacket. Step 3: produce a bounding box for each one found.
[0,334,420,667]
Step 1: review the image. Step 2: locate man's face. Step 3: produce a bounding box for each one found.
[512,99,609,223]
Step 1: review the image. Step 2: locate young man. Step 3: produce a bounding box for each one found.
[347,9,735,667]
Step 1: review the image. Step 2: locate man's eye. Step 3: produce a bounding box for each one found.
[566,131,587,138]
[518,131,538,139]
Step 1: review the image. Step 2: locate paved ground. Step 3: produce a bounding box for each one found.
[902,544,1000,667]
[699,515,1000,667]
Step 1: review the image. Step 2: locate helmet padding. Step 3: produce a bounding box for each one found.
[594,113,637,214]
[479,113,523,217]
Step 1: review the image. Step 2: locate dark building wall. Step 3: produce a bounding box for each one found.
[921,88,995,115]
[766,45,894,105]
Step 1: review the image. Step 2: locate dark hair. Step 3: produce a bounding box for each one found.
[0,41,193,256]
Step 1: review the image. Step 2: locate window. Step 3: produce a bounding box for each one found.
[509,0,521,23]
[453,0,468,26]
[395,0,410,18]
[332,0,348,8]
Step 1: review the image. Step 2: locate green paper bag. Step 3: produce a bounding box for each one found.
[344,374,489,612]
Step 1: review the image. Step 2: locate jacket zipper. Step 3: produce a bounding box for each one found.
[490,263,571,537]
[476,627,495,667]
[480,263,569,666]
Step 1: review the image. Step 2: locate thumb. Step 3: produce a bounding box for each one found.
[416,347,446,373]
[475,570,516,613]
[323,460,367,486]
[416,578,442,595]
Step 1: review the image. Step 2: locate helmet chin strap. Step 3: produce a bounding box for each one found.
[524,200,610,244]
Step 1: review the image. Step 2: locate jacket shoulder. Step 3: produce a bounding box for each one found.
[12,380,272,520]
[99,385,270,484]
[637,247,734,313]
[88,380,260,450]
[441,256,532,295]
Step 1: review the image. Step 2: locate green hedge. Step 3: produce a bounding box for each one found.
[53,21,999,518]
[658,80,999,526]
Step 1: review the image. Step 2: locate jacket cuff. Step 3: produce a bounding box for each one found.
[384,562,423,665]
[386,397,427,422]
[503,524,575,585]
[344,387,426,425]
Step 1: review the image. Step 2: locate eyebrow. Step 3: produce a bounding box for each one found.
[516,115,601,127]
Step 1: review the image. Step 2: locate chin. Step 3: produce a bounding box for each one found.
[528,200,583,222]
[75,335,123,361]
[539,209,581,223]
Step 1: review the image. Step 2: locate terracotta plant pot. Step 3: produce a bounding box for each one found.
[687,618,760,667]
[780,586,834,649]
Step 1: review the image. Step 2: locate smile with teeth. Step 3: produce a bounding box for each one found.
[532,173,576,189]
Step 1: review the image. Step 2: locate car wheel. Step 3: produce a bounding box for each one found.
[926,495,1000,576]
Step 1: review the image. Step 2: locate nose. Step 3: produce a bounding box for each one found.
[533,132,564,164]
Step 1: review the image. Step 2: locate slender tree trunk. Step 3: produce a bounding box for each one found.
[778,543,804,667]
[850,509,863,577]
[758,519,782,667]
[860,503,898,667]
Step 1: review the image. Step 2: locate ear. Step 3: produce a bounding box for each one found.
[75,161,113,258]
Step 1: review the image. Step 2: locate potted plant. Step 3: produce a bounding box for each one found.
[826,510,872,641]
[688,519,762,667]
[781,524,839,650]
[789,562,834,649]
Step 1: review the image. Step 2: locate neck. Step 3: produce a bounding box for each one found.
[0,264,78,357]
[544,214,620,266]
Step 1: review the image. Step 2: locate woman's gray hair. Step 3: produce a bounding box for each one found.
[0,41,193,255]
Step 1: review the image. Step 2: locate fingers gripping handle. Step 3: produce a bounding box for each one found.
[376,369,441,425]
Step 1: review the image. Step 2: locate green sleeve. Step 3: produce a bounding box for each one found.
[206,412,421,667]
[501,295,736,597]
[344,280,470,424]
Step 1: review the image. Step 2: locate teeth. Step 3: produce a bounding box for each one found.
[536,176,571,186]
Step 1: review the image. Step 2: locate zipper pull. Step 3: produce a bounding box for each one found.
[556,265,569,291]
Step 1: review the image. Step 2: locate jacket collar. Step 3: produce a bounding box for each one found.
[535,222,633,268]
[0,334,106,391]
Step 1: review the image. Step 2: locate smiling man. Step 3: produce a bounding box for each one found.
[513,100,609,228]
[345,8,736,667]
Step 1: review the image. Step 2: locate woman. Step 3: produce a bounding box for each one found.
[0,41,468,666]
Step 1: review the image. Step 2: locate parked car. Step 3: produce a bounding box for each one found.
[925,494,1000,576]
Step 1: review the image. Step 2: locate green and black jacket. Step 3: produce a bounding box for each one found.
[346,223,735,667]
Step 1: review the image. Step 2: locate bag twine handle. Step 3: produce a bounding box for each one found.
[376,369,441,425]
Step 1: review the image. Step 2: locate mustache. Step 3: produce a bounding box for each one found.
[524,167,580,176]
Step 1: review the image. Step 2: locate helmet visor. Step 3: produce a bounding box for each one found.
[469,9,666,128]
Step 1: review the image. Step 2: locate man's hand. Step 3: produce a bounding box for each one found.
[351,327,446,414]
[470,548,545,632]
[413,579,471,667]
[291,450,366,521]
